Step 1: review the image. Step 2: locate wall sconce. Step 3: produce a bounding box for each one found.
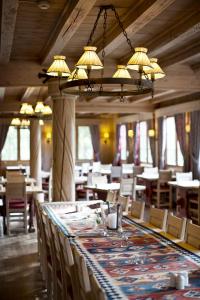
[148,129,155,137]
[185,124,191,133]
[128,129,134,138]
[46,132,52,144]
[103,132,109,144]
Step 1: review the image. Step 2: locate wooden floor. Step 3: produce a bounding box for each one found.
[0,228,46,300]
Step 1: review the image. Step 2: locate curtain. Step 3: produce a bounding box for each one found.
[113,124,121,165]
[0,122,10,158]
[126,123,134,163]
[90,125,100,161]
[158,117,166,169]
[133,122,140,165]
[174,113,189,171]
[147,119,156,167]
[190,111,200,179]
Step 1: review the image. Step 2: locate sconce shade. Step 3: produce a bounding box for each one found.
[76,46,103,70]
[185,124,191,133]
[128,129,134,138]
[143,58,165,80]
[103,132,109,139]
[21,119,30,127]
[68,68,88,81]
[127,47,152,72]
[148,129,155,137]
[112,65,131,79]
[39,119,44,126]
[11,118,21,126]
[47,55,71,77]
[46,132,52,143]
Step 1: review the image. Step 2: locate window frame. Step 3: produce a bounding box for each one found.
[139,121,152,165]
[1,126,30,163]
[76,125,94,162]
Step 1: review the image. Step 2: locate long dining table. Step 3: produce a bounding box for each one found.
[43,201,200,300]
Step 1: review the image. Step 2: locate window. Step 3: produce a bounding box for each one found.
[78,126,93,160]
[139,121,152,164]
[119,124,127,160]
[165,117,183,166]
[1,127,30,161]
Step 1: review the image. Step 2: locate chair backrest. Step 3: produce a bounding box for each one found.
[101,164,112,171]
[176,172,193,182]
[6,181,26,199]
[166,212,186,240]
[111,166,121,180]
[117,195,129,215]
[72,245,91,296]
[82,162,90,175]
[131,200,145,220]
[106,190,117,203]
[122,163,133,173]
[149,206,168,230]
[6,172,25,182]
[144,167,158,174]
[120,178,133,197]
[92,162,101,173]
[90,273,107,300]
[185,221,200,249]
[158,170,172,183]
[91,175,107,185]
[133,166,144,176]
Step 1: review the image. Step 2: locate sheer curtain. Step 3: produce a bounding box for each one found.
[89,125,100,161]
[174,113,189,171]
[190,111,200,179]
[158,117,166,169]
[113,124,121,165]
[126,123,134,163]
[0,121,10,158]
[147,119,156,167]
[133,122,140,165]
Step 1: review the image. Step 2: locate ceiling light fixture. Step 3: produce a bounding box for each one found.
[20,102,52,117]
[39,5,165,102]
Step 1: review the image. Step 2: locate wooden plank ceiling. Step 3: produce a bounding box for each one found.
[0,0,199,118]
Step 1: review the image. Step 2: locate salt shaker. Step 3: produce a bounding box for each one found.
[169,273,177,287]
[176,274,185,290]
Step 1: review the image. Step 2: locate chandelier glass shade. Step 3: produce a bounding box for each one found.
[11,118,30,127]
[39,5,165,100]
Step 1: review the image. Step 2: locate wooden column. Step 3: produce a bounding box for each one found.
[48,81,75,202]
[30,119,42,188]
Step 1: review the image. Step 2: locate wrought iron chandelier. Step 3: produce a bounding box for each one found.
[39,5,165,101]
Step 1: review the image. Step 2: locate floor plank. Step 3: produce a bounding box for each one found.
[0,230,46,300]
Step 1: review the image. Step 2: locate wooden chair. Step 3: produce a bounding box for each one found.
[90,273,107,300]
[131,200,145,222]
[151,170,172,208]
[188,186,200,225]
[133,166,144,176]
[111,166,121,182]
[72,245,92,300]
[117,195,129,215]
[6,180,28,235]
[147,206,168,231]
[58,229,80,300]
[41,211,53,299]
[106,190,117,203]
[165,212,187,240]
[121,163,133,178]
[185,221,200,249]
[120,178,134,198]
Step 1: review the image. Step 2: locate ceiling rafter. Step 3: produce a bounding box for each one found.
[96,0,176,57]
[41,0,96,65]
[0,0,18,63]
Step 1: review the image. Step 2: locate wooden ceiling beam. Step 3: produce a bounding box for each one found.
[76,103,154,114]
[20,87,41,102]
[96,0,176,57]
[0,0,18,63]
[41,0,96,65]
[148,8,200,58]
[156,92,200,109]
[129,90,176,104]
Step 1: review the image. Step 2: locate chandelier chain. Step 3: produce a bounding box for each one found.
[111,6,133,52]
[87,7,103,45]
[100,8,108,91]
